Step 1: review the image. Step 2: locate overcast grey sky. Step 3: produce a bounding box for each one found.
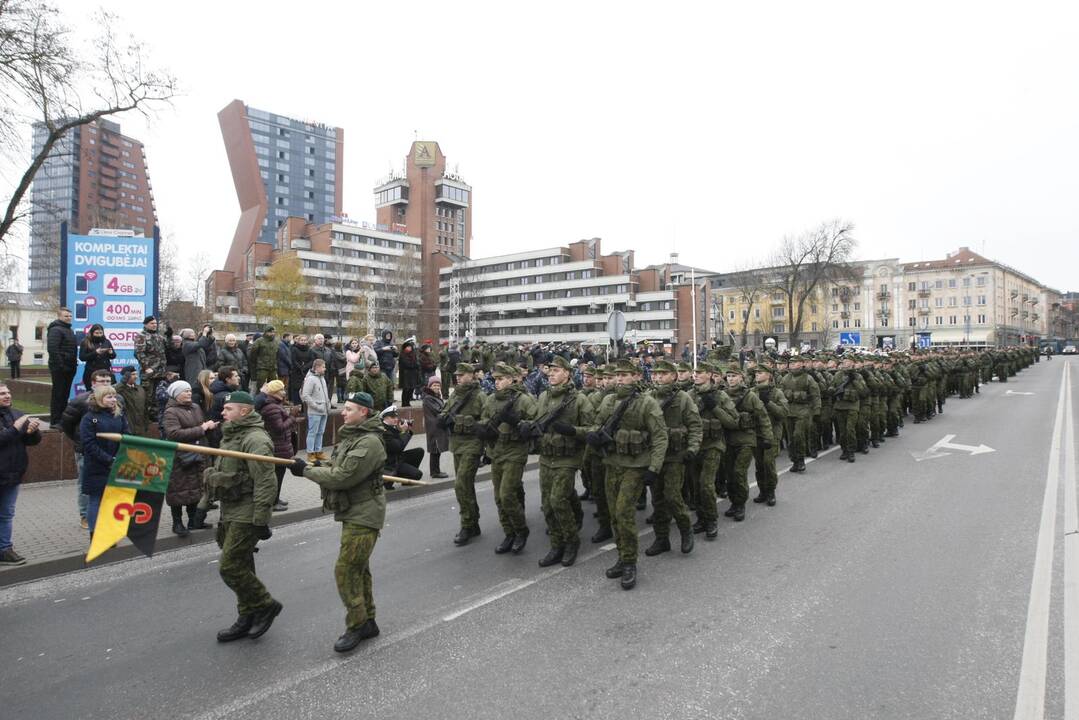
[22,1,1079,291]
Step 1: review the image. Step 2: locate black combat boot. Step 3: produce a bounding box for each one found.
[453,526,479,546]
[680,527,694,554]
[731,504,746,522]
[538,546,564,567]
[590,526,613,543]
[333,619,380,653]
[847,454,855,463]
[216,615,253,642]
[561,542,580,567]
[724,503,738,517]
[620,564,637,590]
[248,600,283,639]
[644,537,671,556]
[753,493,768,504]
[495,535,514,554]
[766,492,777,507]
[605,561,624,579]
[511,532,529,554]
[871,440,880,449]
[188,508,209,530]
[705,521,718,540]
[692,520,706,534]
[170,506,189,537]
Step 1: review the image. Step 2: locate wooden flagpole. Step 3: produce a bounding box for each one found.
[96,433,429,486]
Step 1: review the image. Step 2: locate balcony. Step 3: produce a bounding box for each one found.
[840,311,850,319]
[917,290,931,298]
[917,308,931,316]
[877,290,890,301]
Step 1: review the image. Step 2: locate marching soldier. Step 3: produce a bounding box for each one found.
[722,366,773,522]
[586,366,615,543]
[587,358,667,589]
[645,360,701,556]
[205,391,282,643]
[689,361,739,539]
[752,365,788,506]
[290,391,387,653]
[478,363,537,555]
[437,362,487,546]
[778,354,820,473]
[830,354,867,461]
[578,364,600,501]
[527,356,594,567]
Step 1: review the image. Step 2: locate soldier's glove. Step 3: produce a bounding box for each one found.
[551,421,576,437]
[471,424,491,438]
[254,524,273,541]
[516,420,535,438]
[290,458,307,477]
[642,469,659,487]
[760,441,773,450]
[585,431,606,448]
[684,449,698,464]
[701,394,717,411]
[503,408,521,426]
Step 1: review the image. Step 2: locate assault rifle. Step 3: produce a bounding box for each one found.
[586,389,638,452]
[831,372,852,400]
[518,391,575,440]
[437,383,477,431]
[481,392,522,440]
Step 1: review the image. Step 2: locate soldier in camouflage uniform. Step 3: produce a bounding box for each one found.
[587,358,667,589]
[529,355,594,567]
[291,391,387,652]
[438,362,487,546]
[752,365,787,505]
[586,366,615,543]
[689,361,739,539]
[204,391,282,643]
[134,316,169,421]
[479,363,537,555]
[248,327,280,390]
[722,366,774,521]
[830,355,867,461]
[577,364,600,501]
[645,360,701,556]
[779,354,820,473]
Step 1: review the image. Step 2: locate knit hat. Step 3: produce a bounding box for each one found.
[265,379,286,395]
[427,375,441,388]
[223,391,255,406]
[167,380,191,399]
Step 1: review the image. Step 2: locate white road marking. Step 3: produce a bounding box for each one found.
[441,578,536,622]
[1013,361,1068,720]
[1063,363,1078,720]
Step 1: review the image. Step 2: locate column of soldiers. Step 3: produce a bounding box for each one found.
[194,342,1037,653]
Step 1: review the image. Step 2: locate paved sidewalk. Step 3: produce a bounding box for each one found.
[0,432,514,587]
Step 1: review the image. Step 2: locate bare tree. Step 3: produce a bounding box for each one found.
[728,262,771,347]
[0,1,178,246]
[187,249,211,307]
[157,231,181,308]
[375,244,422,338]
[771,219,858,347]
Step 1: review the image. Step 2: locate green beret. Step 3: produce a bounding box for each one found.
[653,359,677,373]
[454,362,476,374]
[492,362,516,377]
[346,392,374,409]
[548,355,572,371]
[614,358,640,374]
[224,391,255,406]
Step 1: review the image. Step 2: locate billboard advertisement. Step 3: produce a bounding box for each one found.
[61,225,159,393]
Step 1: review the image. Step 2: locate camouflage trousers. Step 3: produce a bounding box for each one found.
[786,412,812,462]
[540,464,579,548]
[693,447,723,522]
[336,523,379,630]
[819,408,834,447]
[453,452,481,529]
[834,408,859,455]
[490,457,528,536]
[754,442,780,496]
[218,521,274,617]
[605,465,645,563]
[723,445,755,506]
[585,452,610,530]
[653,462,692,539]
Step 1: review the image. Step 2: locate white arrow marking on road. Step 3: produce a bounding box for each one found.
[1007,390,1035,396]
[912,434,996,462]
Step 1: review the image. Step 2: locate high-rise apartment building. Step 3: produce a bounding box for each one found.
[28,118,157,294]
[217,100,343,287]
[374,141,471,340]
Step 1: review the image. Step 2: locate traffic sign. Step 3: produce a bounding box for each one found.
[607,311,626,342]
[839,332,861,346]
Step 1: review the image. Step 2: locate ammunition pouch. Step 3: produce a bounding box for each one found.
[738,412,754,430]
[539,431,581,457]
[702,418,726,440]
[666,427,687,453]
[452,414,476,435]
[203,468,252,503]
[321,487,352,513]
[614,428,649,456]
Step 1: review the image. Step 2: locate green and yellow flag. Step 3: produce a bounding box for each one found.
[86,435,176,563]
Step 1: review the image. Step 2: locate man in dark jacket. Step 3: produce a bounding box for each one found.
[47,307,78,424]
[181,327,214,387]
[289,335,314,405]
[277,333,293,393]
[374,330,398,386]
[6,340,24,379]
[0,382,42,565]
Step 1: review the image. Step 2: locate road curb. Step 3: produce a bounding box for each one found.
[0,461,539,588]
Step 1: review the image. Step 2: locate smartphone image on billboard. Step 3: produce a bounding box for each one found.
[74,302,89,321]
[75,274,88,294]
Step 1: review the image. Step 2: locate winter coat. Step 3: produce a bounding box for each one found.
[290,343,315,389]
[301,371,331,415]
[6,343,23,363]
[218,344,249,378]
[79,336,116,384]
[115,382,149,437]
[182,335,213,387]
[0,406,42,486]
[204,339,219,371]
[303,417,387,530]
[206,411,276,525]
[422,388,449,454]
[61,391,93,450]
[79,408,129,497]
[259,394,296,459]
[208,379,232,423]
[382,423,414,470]
[374,332,398,378]
[398,342,422,391]
[47,319,77,372]
[276,341,293,378]
[351,371,393,411]
[161,398,208,506]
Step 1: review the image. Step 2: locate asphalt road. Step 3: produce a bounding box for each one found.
[0,358,1075,720]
